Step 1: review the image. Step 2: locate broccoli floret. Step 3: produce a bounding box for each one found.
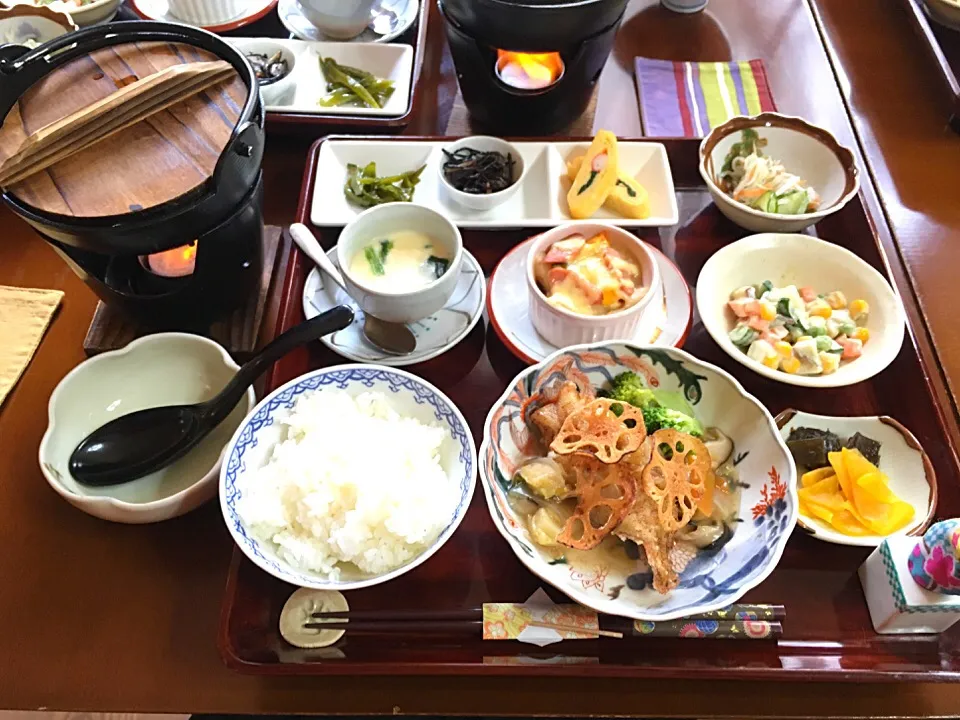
[607,371,656,408]
[642,405,703,438]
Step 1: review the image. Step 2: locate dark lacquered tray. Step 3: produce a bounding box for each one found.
[218,136,960,681]
[899,0,960,133]
[119,2,428,132]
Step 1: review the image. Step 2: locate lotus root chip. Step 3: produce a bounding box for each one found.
[557,454,636,550]
[550,398,647,464]
[641,430,710,533]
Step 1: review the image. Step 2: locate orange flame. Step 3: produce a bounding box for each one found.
[496,50,564,90]
[144,241,197,278]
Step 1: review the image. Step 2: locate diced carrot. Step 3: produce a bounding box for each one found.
[747,315,770,332]
[728,298,753,318]
[836,336,863,360]
[799,286,818,303]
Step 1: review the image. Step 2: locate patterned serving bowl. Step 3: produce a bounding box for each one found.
[220,364,477,590]
[479,342,797,621]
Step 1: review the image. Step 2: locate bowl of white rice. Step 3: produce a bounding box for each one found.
[220,364,476,590]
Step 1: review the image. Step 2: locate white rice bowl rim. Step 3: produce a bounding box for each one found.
[219,364,477,590]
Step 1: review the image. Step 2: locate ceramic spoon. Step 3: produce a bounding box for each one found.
[68,305,354,487]
[289,223,416,356]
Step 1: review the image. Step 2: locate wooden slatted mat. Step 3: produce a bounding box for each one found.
[82,225,281,360]
[0,41,246,218]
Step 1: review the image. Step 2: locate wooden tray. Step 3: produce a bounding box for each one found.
[900,0,960,133]
[218,137,960,681]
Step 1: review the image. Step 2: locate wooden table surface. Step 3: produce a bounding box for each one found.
[2,0,960,716]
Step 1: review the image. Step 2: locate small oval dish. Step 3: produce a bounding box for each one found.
[1,0,120,26]
[696,232,906,388]
[699,112,860,233]
[776,409,936,546]
[526,222,662,348]
[39,334,255,524]
[480,342,796,621]
[220,364,476,591]
[0,4,76,44]
[438,136,526,212]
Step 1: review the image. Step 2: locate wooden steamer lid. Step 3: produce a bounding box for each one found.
[0,41,248,218]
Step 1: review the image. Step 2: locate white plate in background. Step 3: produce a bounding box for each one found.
[310,139,680,229]
[229,38,413,116]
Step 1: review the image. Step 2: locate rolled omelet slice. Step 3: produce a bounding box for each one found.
[567,155,651,220]
[566,130,618,219]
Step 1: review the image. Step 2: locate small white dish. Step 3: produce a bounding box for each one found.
[1,0,117,26]
[337,203,463,324]
[296,0,377,39]
[699,113,860,233]
[0,4,76,44]
[696,233,906,388]
[128,0,276,32]
[279,0,417,44]
[438,136,526,212]
[220,363,476,591]
[228,38,412,116]
[526,222,661,348]
[776,409,937,547]
[229,38,296,106]
[39,334,256,524]
[489,235,692,364]
[302,246,485,366]
[311,139,679,229]
[167,0,242,25]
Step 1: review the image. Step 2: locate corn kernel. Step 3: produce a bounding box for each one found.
[781,356,802,374]
[850,299,869,318]
[759,300,777,321]
[807,299,832,318]
[774,341,793,358]
[825,291,847,310]
[853,327,870,344]
[819,351,841,375]
[762,354,780,369]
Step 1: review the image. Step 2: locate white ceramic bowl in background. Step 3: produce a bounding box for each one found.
[526,222,661,347]
[1,0,117,26]
[480,342,796,620]
[438,136,526,212]
[776,409,937,547]
[220,364,477,591]
[923,0,960,30]
[696,233,906,388]
[337,203,463,324]
[699,113,860,233]
[229,38,296,106]
[0,4,76,44]
[39,334,255,524]
[296,0,375,39]
[167,0,242,24]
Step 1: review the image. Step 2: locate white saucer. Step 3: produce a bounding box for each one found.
[488,237,693,364]
[279,0,418,44]
[129,0,278,32]
[302,247,485,366]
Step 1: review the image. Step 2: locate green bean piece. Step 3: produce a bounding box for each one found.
[321,57,380,108]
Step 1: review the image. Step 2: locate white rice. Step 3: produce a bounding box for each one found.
[235,388,457,579]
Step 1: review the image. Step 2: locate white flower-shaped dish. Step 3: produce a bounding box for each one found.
[776,409,937,547]
[696,233,906,388]
[480,342,796,621]
[220,364,476,591]
[39,334,255,524]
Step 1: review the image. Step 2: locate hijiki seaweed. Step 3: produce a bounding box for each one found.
[442,147,516,195]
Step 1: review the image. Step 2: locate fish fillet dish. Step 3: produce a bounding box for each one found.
[507,370,742,594]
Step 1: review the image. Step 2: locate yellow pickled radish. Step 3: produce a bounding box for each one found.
[801,466,836,487]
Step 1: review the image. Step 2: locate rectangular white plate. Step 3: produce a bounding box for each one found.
[228,39,413,117]
[310,140,680,228]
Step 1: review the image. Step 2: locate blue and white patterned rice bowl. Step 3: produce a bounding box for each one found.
[220,364,477,590]
[479,342,797,621]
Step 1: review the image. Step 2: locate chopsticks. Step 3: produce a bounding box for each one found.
[305,604,784,640]
[0,60,234,187]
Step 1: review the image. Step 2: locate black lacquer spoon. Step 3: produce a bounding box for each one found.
[69,305,354,487]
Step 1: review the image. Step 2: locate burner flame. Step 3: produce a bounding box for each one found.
[496,50,564,90]
[143,241,197,278]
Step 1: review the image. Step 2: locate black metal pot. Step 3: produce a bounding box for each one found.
[0,21,264,256]
[439,0,630,51]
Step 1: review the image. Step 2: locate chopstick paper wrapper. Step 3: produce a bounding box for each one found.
[482,590,782,644]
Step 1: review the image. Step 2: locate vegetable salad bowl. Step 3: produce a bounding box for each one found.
[479,342,797,621]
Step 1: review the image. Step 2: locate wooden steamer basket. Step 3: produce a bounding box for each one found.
[0,22,266,325]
